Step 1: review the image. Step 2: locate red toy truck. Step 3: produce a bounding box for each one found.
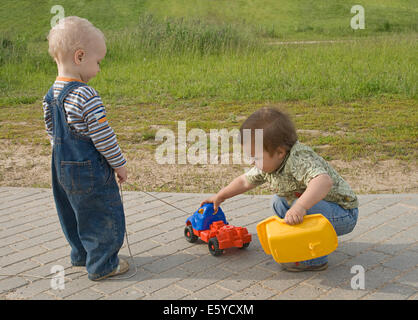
[184,204,252,256]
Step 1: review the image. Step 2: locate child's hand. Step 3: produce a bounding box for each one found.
[284,202,307,225]
[114,166,128,184]
[200,194,225,213]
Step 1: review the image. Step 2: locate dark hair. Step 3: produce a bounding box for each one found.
[239,107,298,155]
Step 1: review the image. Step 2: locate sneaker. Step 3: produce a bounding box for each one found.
[280,262,328,272]
[92,258,130,281]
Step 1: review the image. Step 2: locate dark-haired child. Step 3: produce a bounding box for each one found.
[201,107,358,271]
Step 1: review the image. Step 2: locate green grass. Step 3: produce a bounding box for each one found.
[1,0,417,42]
[1,97,416,162]
[1,35,417,106]
[0,0,417,167]
[1,0,417,105]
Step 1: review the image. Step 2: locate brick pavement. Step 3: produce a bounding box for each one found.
[0,187,417,300]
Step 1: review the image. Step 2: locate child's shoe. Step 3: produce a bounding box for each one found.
[93,258,130,281]
[280,262,328,272]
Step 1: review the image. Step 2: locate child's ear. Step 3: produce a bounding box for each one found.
[74,49,85,65]
[276,146,287,159]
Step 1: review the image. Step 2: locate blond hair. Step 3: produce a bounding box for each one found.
[47,16,105,61]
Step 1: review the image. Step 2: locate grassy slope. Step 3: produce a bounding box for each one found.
[1,0,417,104]
[0,0,417,192]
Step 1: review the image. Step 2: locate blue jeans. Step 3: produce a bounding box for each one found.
[46,81,126,280]
[271,195,358,266]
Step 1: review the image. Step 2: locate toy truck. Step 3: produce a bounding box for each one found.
[184,203,252,256]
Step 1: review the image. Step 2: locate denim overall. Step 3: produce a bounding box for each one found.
[45,81,125,280]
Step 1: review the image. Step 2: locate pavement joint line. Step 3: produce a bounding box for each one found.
[0,203,56,221]
[125,194,197,209]
[399,203,418,210]
[359,274,417,300]
[1,188,416,300]
[0,189,46,202]
[348,208,417,243]
[0,193,52,212]
[0,246,60,269]
[126,197,269,226]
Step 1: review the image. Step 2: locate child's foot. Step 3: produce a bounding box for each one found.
[280,262,328,272]
[92,258,130,281]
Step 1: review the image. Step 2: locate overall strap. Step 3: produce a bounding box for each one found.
[44,86,55,105]
[57,81,87,106]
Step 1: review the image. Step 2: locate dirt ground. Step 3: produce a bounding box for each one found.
[1,141,417,195]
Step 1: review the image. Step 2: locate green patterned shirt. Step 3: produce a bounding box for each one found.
[245,141,358,209]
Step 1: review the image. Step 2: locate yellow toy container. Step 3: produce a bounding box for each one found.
[256,214,338,263]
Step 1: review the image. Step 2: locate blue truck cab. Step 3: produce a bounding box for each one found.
[186,203,228,231]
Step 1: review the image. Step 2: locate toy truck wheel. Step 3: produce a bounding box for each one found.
[208,238,223,256]
[184,226,198,243]
[240,242,250,249]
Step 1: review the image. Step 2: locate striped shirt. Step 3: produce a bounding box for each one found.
[43,77,126,168]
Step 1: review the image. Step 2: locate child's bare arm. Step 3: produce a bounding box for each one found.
[114,165,128,184]
[201,174,257,212]
[285,174,333,225]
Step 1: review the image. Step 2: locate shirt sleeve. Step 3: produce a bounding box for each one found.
[81,88,127,169]
[289,148,329,186]
[244,166,267,186]
[42,95,53,145]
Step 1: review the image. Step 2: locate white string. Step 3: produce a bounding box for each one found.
[105,183,138,280]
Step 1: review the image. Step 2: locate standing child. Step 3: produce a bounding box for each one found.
[43,16,129,280]
[202,107,359,271]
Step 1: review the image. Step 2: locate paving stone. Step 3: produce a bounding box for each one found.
[396,268,418,289]
[382,250,418,270]
[305,264,355,290]
[134,267,190,294]
[317,284,368,300]
[31,247,70,265]
[354,224,400,243]
[142,284,190,300]
[26,292,57,300]
[343,250,391,271]
[401,198,418,208]
[358,265,402,291]
[7,278,55,299]
[142,252,196,274]
[0,245,47,267]
[373,230,416,255]
[0,223,36,240]
[67,287,106,300]
[260,270,313,293]
[182,284,233,300]
[0,276,29,294]
[1,187,417,300]
[273,283,327,300]
[49,276,96,299]
[0,246,17,258]
[177,253,228,274]
[363,282,417,300]
[9,231,62,251]
[0,259,41,277]
[225,283,276,300]
[217,266,275,293]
